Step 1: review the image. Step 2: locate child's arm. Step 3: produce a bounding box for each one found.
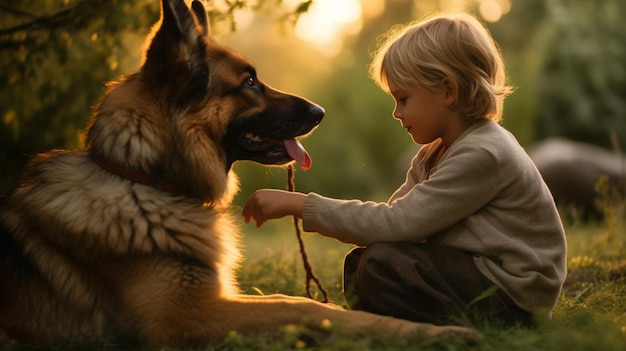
[242,189,306,228]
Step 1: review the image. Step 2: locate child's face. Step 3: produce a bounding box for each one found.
[390,83,455,145]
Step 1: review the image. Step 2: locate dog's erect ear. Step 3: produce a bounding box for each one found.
[191,0,209,36]
[143,0,209,69]
[159,0,199,44]
[143,0,210,105]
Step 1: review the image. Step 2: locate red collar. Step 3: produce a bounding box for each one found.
[90,154,183,195]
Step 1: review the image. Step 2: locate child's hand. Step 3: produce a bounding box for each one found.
[242,189,307,228]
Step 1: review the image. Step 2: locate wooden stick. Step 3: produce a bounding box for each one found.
[287,164,329,303]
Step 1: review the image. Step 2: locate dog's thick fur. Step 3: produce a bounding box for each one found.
[0,0,480,347]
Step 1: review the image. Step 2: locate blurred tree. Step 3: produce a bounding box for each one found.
[0,0,158,192]
[532,0,626,151]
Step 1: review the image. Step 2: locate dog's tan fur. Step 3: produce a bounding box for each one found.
[0,0,480,347]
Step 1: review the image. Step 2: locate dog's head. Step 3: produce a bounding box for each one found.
[86,0,324,202]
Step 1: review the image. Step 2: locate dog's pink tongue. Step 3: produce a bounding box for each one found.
[284,139,311,171]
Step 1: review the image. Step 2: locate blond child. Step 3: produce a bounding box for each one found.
[242,13,566,327]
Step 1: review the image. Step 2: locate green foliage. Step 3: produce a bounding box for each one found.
[0,0,158,192]
[486,0,547,146]
[533,0,626,150]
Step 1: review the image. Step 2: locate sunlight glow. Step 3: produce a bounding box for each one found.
[286,0,363,56]
[414,0,511,23]
[233,8,255,30]
[226,0,509,58]
[478,0,511,22]
[361,0,385,18]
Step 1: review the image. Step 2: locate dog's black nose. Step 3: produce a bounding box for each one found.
[309,104,325,125]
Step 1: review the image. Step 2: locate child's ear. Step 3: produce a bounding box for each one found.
[441,78,457,107]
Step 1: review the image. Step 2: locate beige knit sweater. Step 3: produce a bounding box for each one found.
[302,119,567,316]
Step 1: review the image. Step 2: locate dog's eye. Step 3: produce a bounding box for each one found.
[244,76,255,87]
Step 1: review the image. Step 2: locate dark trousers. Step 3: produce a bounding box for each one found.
[343,242,533,327]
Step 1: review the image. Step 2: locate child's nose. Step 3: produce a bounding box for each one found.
[392,107,402,120]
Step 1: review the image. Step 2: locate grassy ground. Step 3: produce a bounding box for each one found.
[4,206,626,351]
[232,213,626,351]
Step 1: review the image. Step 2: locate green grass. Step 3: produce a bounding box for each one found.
[4,208,626,351]
[233,214,626,351]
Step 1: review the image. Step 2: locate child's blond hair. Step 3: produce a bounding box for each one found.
[369,13,512,122]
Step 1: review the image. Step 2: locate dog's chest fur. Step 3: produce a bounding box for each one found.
[0,151,241,340]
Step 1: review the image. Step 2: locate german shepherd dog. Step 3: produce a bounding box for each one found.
[0,0,480,347]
